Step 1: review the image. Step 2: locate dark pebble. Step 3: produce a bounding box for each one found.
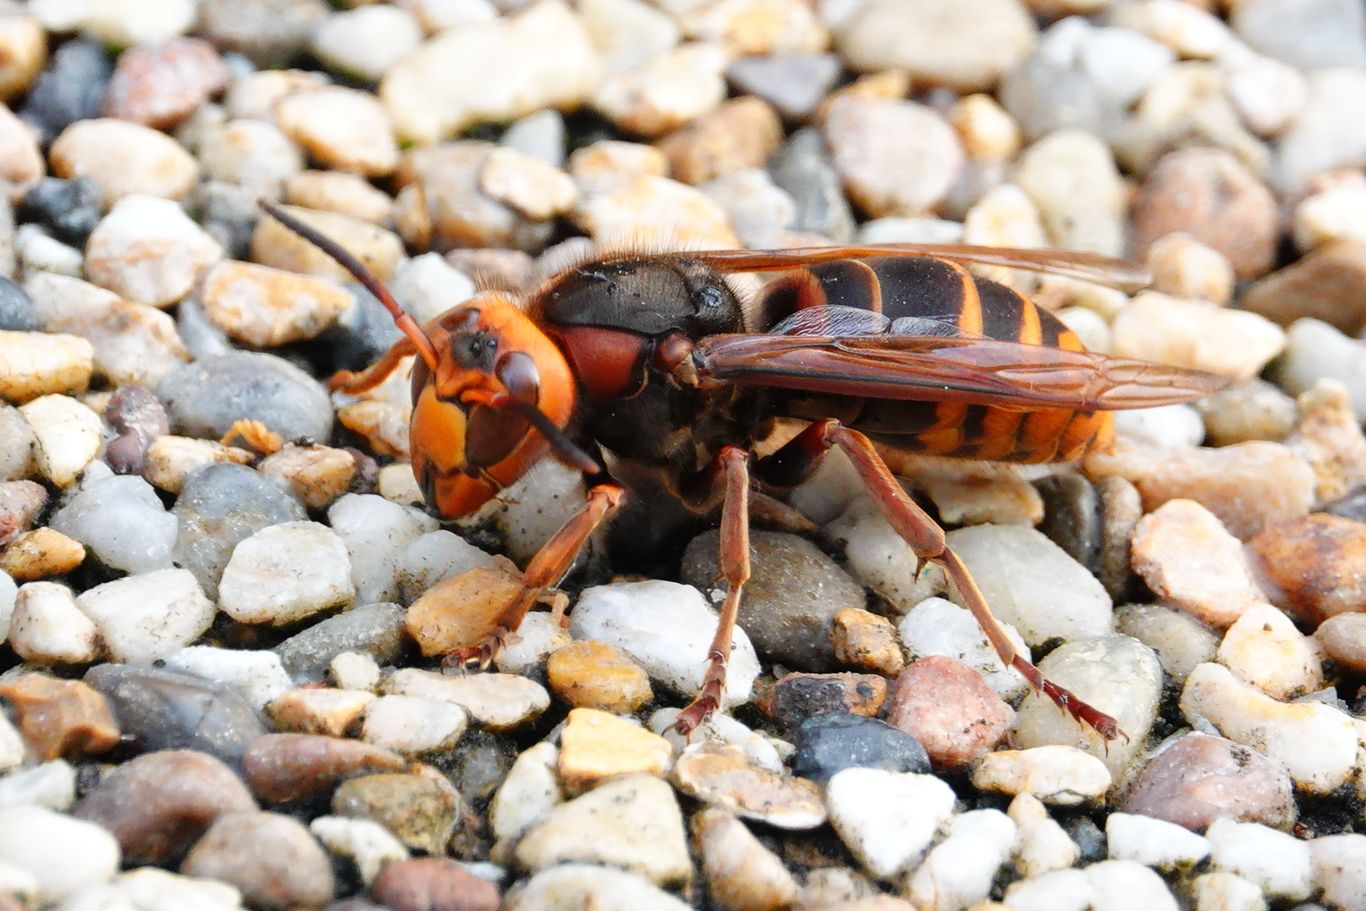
[274,601,407,683]
[19,39,112,143]
[16,177,103,246]
[440,728,519,808]
[103,384,170,474]
[370,857,500,911]
[84,663,267,767]
[1035,473,1100,570]
[157,351,334,445]
[1065,815,1107,864]
[0,276,39,332]
[792,712,930,784]
[767,127,855,243]
[315,286,405,375]
[760,672,888,731]
[181,810,336,910]
[191,181,260,261]
[241,733,408,804]
[74,749,258,865]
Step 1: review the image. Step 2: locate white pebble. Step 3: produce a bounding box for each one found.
[648,708,785,774]
[70,867,243,911]
[75,568,214,664]
[906,809,1016,911]
[1216,602,1324,700]
[837,501,943,611]
[1207,817,1313,901]
[310,815,409,886]
[0,806,120,905]
[329,493,439,605]
[218,521,355,625]
[50,474,178,574]
[329,651,381,692]
[163,646,293,712]
[1085,859,1179,911]
[494,459,585,563]
[490,741,562,845]
[825,768,956,879]
[1112,403,1205,448]
[1115,603,1219,683]
[84,194,224,308]
[1004,868,1094,911]
[1009,793,1079,877]
[17,394,101,487]
[388,253,477,326]
[569,580,759,709]
[385,668,550,730]
[0,760,77,812]
[494,612,572,677]
[971,746,1112,805]
[0,860,36,905]
[399,529,500,604]
[1106,812,1211,870]
[0,570,16,643]
[1308,833,1366,911]
[361,694,468,755]
[311,5,422,82]
[898,597,1029,700]
[9,581,100,665]
[0,713,21,774]
[1191,871,1268,911]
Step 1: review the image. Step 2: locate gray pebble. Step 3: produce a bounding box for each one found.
[16,177,103,247]
[998,56,1114,143]
[768,128,855,243]
[19,39,112,143]
[0,276,38,331]
[158,351,334,443]
[1232,0,1366,70]
[728,53,843,123]
[273,601,406,683]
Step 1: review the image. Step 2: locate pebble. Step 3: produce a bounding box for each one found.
[18,38,110,144]
[476,147,577,222]
[83,663,266,766]
[767,127,855,242]
[268,687,374,737]
[489,741,561,846]
[575,171,739,249]
[896,598,1029,700]
[1247,514,1366,624]
[885,657,1013,769]
[826,767,956,879]
[504,864,691,911]
[385,669,551,730]
[0,13,44,104]
[681,529,860,672]
[1191,872,1267,911]
[0,408,33,482]
[1106,812,1210,871]
[569,580,759,709]
[1111,292,1284,382]
[381,0,601,144]
[331,651,382,692]
[701,168,797,243]
[252,205,404,283]
[693,808,797,911]
[1085,440,1316,541]
[1217,602,1324,700]
[726,52,840,123]
[242,733,407,804]
[576,0,677,76]
[75,568,213,665]
[332,772,461,855]
[792,712,929,785]
[907,809,1017,911]
[972,746,1111,806]
[258,444,357,510]
[1012,128,1126,256]
[592,42,726,136]
[1181,662,1357,794]
[948,93,1021,163]
[370,856,501,911]
[160,351,334,443]
[181,811,335,910]
[1009,794,1079,878]
[143,437,252,494]
[102,384,170,474]
[198,0,329,66]
[0,759,74,811]
[101,37,229,130]
[823,96,963,217]
[1308,834,1366,911]
[1196,379,1297,447]
[0,527,83,581]
[284,170,394,226]
[0,481,44,549]
[1084,860,1179,911]
[1233,0,1365,74]
[51,473,178,573]
[196,119,303,194]
[199,260,351,348]
[164,647,293,713]
[8,580,100,665]
[1146,232,1234,305]
[275,602,406,683]
[404,566,524,657]
[1289,380,1366,505]
[1316,613,1366,675]
[49,118,199,206]
[658,97,783,186]
[0,331,93,405]
[514,774,690,887]
[1245,240,1366,339]
[0,806,120,905]
[0,104,41,186]
[172,463,308,600]
[73,749,256,865]
[400,532,501,607]
[673,742,825,829]
[1207,817,1313,901]
[1294,186,1366,255]
[274,86,400,178]
[831,608,904,677]
[361,695,468,756]
[546,641,653,713]
[0,279,38,334]
[0,672,117,762]
[1223,54,1305,142]
[218,521,355,626]
[311,816,409,889]
[558,708,673,789]
[311,5,422,83]
[648,709,785,774]
[568,140,668,193]
[330,494,438,605]
[760,671,888,729]
[1115,604,1218,683]
[1274,319,1366,423]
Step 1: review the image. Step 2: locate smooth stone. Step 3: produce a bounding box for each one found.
[885,656,1014,769]
[495,612,573,678]
[1207,817,1313,901]
[1122,732,1295,831]
[0,527,84,581]
[385,669,550,730]
[84,664,267,767]
[672,742,825,830]
[1009,793,1080,878]
[1105,812,1211,870]
[906,809,1017,911]
[242,733,407,805]
[369,856,500,911]
[1274,69,1366,196]
[826,767,956,879]
[557,708,672,790]
[0,760,76,812]
[198,260,351,348]
[274,602,405,684]
[8,580,100,665]
[693,808,797,911]
[1111,293,1284,382]
[1244,240,1366,337]
[792,712,929,785]
[283,170,392,226]
[760,672,887,730]
[1003,867,1094,911]
[1013,129,1126,256]
[1216,602,1324,700]
[1084,860,1179,911]
[592,44,726,137]
[267,687,374,738]
[831,607,904,677]
[489,741,561,846]
[311,5,422,82]
[361,695,468,756]
[514,774,690,887]
[50,474,178,574]
[897,597,1029,700]
[1316,613,1366,675]
[329,494,439,606]
[1308,834,1366,911]
[0,673,117,761]
[1115,603,1219,683]
[0,806,120,905]
[767,127,855,242]
[1273,319,1366,423]
[257,444,357,510]
[504,865,691,911]
[218,522,355,626]
[159,351,333,443]
[17,39,111,144]
[330,651,381,692]
[823,96,963,217]
[275,86,400,178]
[84,194,223,308]
[180,811,335,910]
[197,0,328,66]
[163,647,293,713]
[546,641,652,713]
[311,816,410,890]
[49,118,198,206]
[73,749,256,865]
[331,772,462,855]
[101,36,228,129]
[0,331,93,405]
[1247,514,1366,625]
[971,746,1113,806]
[648,709,786,775]
[17,394,100,487]
[75,568,213,665]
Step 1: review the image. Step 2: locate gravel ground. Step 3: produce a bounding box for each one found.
[1,0,1366,909]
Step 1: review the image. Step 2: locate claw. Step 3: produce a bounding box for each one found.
[442,627,509,673]
[672,691,721,736]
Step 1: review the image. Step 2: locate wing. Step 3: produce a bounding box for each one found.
[689,245,1151,293]
[691,332,1229,411]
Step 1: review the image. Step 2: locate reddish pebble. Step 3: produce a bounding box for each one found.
[1121,732,1295,831]
[1316,613,1366,674]
[1247,513,1366,626]
[370,857,500,911]
[102,38,231,129]
[0,673,119,761]
[884,656,1013,769]
[242,733,407,804]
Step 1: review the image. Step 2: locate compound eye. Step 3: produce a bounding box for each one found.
[495,350,540,404]
[694,284,725,312]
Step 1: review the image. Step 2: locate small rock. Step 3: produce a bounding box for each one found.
[0,407,33,482]
[311,816,409,889]
[1115,604,1218,683]
[1294,183,1366,255]
[823,96,963,217]
[1308,833,1366,911]
[243,733,407,804]
[1013,129,1126,256]
[1217,602,1323,700]
[275,602,406,683]
[361,695,468,756]
[575,173,738,249]
[1147,232,1234,306]
[18,38,109,144]
[906,809,1018,911]
[648,709,786,773]
[160,351,334,443]
[1245,240,1366,340]
[0,104,41,186]
[1247,513,1366,625]
[1275,319,1366,423]
[514,774,690,887]
[8,581,100,665]
[1232,0,1365,71]
[49,118,198,206]
[275,86,399,178]
[658,97,783,186]
[1106,811,1211,873]
[1111,292,1284,382]
[761,672,888,730]
[0,673,117,761]
[592,42,725,137]
[477,147,577,222]
[1207,817,1313,901]
[826,767,956,879]
[1180,662,1357,794]
[268,687,374,738]
[385,668,550,730]
[181,811,335,910]
[73,749,256,865]
[75,568,214,665]
[767,127,855,242]
[0,13,45,104]
[329,494,439,606]
[1196,379,1297,447]
[673,742,825,829]
[101,37,229,130]
[792,712,929,785]
[831,608,904,676]
[885,656,1014,769]
[331,651,382,692]
[489,741,561,846]
[0,481,45,548]
[1316,613,1366,675]
[693,808,797,911]
[0,806,120,906]
[102,384,170,474]
[504,864,691,911]
[0,333,93,406]
[163,647,293,713]
[1084,860,1179,911]
[283,170,393,226]
[547,641,653,713]
[1288,380,1366,506]
[949,93,1021,162]
[897,597,1029,700]
[218,521,355,626]
[0,527,84,581]
[0,759,74,811]
[332,771,461,856]
[197,119,303,194]
[370,856,501,911]
[311,6,422,83]
[726,52,840,123]
[404,566,524,657]
[701,169,797,244]
[1009,793,1079,878]
[257,444,357,510]
[558,708,672,789]
[973,745,1112,805]
[52,473,180,575]
[252,205,405,282]
[199,260,351,348]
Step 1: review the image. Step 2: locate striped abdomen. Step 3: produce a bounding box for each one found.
[760,256,1114,463]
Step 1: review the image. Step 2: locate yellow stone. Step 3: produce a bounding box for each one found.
[266,687,375,737]
[404,566,524,657]
[259,444,357,509]
[558,707,673,791]
[832,607,905,677]
[547,640,653,713]
[0,527,86,581]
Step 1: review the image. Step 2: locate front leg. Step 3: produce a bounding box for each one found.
[444,482,626,669]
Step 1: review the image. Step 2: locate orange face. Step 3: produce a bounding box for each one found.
[408,293,578,518]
